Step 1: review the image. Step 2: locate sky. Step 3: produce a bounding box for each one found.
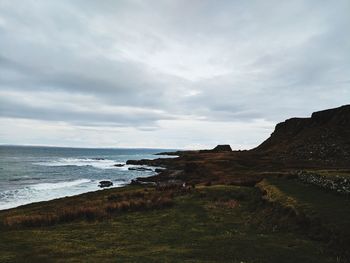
[0,0,349,149]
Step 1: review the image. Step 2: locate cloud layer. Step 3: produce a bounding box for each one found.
[0,0,349,149]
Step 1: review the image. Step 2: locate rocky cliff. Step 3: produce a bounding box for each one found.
[255,105,350,164]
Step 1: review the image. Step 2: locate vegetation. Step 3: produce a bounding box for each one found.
[1,186,186,228]
[257,179,300,214]
[0,183,348,262]
[257,177,350,261]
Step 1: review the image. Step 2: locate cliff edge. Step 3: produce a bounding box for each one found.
[255,105,350,164]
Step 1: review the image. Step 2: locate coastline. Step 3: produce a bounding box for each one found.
[1,106,350,262]
[0,146,173,211]
[1,147,350,261]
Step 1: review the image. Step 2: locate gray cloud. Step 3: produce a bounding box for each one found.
[0,0,349,148]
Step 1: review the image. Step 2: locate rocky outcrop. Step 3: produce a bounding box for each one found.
[255,105,350,164]
[128,167,153,171]
[212,145,232,152]
[155,150,195,156]
[199,144,232,153]
[126,158,176,167]
[98,181,113,188]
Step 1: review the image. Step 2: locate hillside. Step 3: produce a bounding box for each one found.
[255,105,350,165]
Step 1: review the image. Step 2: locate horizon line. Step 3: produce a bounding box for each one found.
[0,143,181,151]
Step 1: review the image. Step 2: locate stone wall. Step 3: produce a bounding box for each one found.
[295,170,350,195]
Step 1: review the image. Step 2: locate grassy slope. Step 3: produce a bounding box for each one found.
[265,177,350,229]
[257,177,350,260]
[0,185,338,263]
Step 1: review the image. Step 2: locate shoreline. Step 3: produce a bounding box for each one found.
[1,148,350,261]
[3,142,350,212]
[0,151,180,212]
[0,149,172,211]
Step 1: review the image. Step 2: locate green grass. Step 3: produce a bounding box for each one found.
[0,185,341,263]
[257,177,350,261]
[264,177,350,230]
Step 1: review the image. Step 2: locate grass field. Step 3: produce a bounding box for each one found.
[0,184,345,263]
[257,177,350,261]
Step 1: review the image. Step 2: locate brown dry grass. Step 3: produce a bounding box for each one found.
[2,188,178,228]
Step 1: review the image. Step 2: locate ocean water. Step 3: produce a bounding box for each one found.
[0,146,172,210]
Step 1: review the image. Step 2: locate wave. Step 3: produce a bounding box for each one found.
[0,178,106,210]
[33,158,154,172]
[9,177,42,182]
[29,179,91,190]
[34,158,123,169]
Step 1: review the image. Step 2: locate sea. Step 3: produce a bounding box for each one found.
[0,145,174,210]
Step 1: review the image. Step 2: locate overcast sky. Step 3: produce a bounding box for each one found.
[0,0,349,149]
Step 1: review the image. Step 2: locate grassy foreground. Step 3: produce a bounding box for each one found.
[0,184,344,263]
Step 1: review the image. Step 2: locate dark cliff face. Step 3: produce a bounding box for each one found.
[255,105,350,164]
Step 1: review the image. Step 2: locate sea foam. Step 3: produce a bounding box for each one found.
[34,158,123,169]
[0,179,98,210]
[29,178,91,190]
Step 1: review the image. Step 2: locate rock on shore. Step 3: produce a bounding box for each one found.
[98,181,113,188]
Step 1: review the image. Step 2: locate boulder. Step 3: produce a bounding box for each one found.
[98,180,113,188]
[130,179,142,185]
[130,179,156,186]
